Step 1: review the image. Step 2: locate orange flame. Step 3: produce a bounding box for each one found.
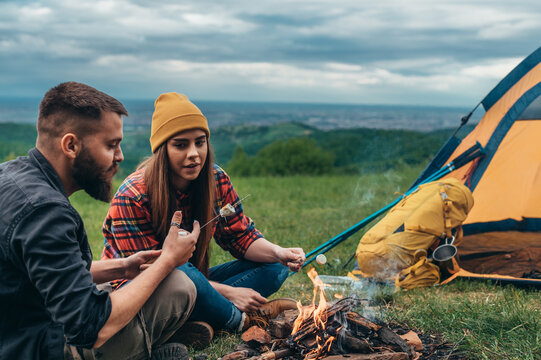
[291,268,338,360]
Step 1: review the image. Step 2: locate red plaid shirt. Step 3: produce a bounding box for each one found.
[101,165,263,280]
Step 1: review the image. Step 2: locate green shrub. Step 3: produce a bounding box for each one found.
[227,138,334,176]
[226,146,255,176]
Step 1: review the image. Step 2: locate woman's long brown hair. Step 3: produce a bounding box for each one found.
[138,140,216,277]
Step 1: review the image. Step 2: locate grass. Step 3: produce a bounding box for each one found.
[385,281,541,360]
[70,167,541,360]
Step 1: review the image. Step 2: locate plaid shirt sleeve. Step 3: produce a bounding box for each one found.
[212,165,264,259]
[101,171,159,288]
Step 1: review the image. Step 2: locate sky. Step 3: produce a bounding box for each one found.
[0,0,540,106]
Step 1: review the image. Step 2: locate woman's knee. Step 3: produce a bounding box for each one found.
[261,263,289,295]
[177,263,216,300]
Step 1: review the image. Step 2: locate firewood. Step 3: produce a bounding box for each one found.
[221,349,259,360]
[289,299,356,343]
[377,326,413,356]
[242,326,272,345]
[300,337,317,349]
[269,319,292,338]
[233,344,258,352]
[234,297,420,360]
[346,311,382,331]
[268,308,298,338]
[252,348,292,360]
[343,334,371,353]
[324,352,410,360]
[277,308,299,322]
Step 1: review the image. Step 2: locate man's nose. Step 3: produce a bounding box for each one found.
[115,146,124,163]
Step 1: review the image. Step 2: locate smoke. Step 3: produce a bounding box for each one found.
[316,274,394,321]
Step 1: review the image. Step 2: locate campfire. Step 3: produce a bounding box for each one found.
[220,268,425,360]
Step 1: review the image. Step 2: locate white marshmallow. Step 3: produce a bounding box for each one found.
[316,254,327,265]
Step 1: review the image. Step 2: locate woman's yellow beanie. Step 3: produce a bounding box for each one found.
[149,92,210,153]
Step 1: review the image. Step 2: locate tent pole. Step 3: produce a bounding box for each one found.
[294,143,485,274]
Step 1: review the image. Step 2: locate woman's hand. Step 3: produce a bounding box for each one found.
[123,250,162,279]
[223,286,267,312]
[276,247,305,272]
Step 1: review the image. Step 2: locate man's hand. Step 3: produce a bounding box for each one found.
[160,211,199,269]
[223,286,267,312]
[123,250,162,279]
[276,247,305,272]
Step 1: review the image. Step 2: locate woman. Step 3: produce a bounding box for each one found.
[101,92,305,337]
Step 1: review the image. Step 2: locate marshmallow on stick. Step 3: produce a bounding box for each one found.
[219,203,236,217]
[200,194,251,229]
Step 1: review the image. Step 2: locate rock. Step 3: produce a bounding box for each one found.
[241,326,272,345]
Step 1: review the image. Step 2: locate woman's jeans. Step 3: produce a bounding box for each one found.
[177,260,289,331]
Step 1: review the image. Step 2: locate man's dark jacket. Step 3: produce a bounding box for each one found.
[0,148,111,359]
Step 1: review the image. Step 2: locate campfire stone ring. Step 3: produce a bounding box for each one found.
[178,230,189,236]
[171,222,182,229]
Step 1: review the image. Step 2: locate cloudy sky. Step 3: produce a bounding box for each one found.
[0,0,540,106]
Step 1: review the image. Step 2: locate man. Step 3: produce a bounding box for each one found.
[0,82,199,360]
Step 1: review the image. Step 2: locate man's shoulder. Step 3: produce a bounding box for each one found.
[0,156,71,210]
[0,157,78,258]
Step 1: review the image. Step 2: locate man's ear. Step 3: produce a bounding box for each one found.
[60,133,81,160]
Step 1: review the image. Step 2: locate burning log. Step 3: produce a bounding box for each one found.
[288,298,358,345]
[346,311,382,332]
[221,268,425,360]
[269,309,298,338]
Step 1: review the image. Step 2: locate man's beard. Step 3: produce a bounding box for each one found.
[73,147,117,202]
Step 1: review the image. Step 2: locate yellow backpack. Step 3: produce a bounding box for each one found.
[355,178,474,288]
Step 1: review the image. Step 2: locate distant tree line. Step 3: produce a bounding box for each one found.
[0,122,453,176]
[224,127,452,176]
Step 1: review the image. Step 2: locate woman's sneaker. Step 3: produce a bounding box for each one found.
[242,298,298,330]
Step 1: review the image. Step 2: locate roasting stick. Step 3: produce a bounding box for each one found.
[141,195,252,269]
[200,194,251,230]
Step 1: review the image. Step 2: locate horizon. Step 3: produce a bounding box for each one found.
[0,97,482,132]
[0,95,475,109]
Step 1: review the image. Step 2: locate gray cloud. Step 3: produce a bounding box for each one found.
[0,0,540,105]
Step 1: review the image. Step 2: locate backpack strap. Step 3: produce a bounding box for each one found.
[439,183,453,238]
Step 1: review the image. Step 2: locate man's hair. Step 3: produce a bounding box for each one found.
[37,82,128,141]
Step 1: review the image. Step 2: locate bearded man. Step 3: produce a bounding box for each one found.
[0,82,200,360]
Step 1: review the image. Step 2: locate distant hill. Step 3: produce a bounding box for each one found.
[0,122,453,175]
[0,123,37,161]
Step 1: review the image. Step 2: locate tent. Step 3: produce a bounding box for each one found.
[412,46,541,286]
[303,47,540,287]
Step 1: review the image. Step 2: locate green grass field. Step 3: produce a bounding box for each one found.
[70,169,541,360]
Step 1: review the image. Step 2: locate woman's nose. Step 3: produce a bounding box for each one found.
[187,142,198,158]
